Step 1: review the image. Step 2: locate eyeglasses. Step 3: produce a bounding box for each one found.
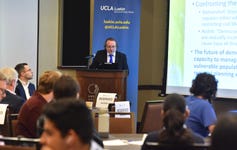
[24,69,32,73]
[0,88,6,95]
[106,46,116,49]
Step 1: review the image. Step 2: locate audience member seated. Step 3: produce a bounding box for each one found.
[0,72,8,136]
[16,71,61,138]
[185,72,218,137]
[211,113,237,150]
[0,72,7,101]
[15,63,36,101]
[40,99,103,150]
[0,67,24,113]
[53,75,80,100]
[37,75,104,148]
[142,93,204,150]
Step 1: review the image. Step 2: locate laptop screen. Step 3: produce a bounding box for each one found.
[97,63,118,70]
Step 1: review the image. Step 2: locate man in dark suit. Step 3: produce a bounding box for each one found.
[1,90,24,113]
[90,37,129,71]
[0,67,24,113]
[15,63,35,101]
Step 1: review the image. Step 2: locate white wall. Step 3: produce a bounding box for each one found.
[0,0,38,85]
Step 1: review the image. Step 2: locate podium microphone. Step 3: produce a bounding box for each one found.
[85,54,95,69]
[85,54,95,59]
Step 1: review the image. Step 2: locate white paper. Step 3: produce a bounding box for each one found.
[103,134,148,146]
[103,139,128,146]
[96,92,116,108]
[0,104,8,125]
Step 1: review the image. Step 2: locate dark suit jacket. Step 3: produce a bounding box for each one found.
[15,80,36,101]
[0,90,25,113]
[90,50,129,71]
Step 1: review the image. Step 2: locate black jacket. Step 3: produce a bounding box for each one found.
[90,50,128,71]
[1,90,25,113]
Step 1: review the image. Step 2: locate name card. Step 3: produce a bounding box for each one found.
[115,101,130,118]
[0,104,8,125]
[96,92,117,108]
[115,101,130,112]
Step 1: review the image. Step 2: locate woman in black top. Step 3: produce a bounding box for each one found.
[141,93,204,150]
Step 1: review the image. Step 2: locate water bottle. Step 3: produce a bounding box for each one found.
[98,108,109,138]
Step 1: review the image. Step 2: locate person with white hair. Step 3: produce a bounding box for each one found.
[0,67,24,113]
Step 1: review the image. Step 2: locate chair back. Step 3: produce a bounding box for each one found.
[139,100,164,133]
[8,113,18,137]
[0,108,11,136]
[0,106,19,137]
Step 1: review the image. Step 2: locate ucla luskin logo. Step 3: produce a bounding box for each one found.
[100,5,113,11]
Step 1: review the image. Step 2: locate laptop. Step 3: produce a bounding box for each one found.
[97,63,118,70]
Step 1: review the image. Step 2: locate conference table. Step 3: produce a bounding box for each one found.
[103,134,146,150]
[103,134,211,150]
[0,134,211,150]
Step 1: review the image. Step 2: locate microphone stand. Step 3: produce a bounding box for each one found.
[85,54,94,69]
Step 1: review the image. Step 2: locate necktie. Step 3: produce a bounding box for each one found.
[109,54,113,63]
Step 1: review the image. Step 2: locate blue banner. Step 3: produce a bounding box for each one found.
[92,0,141,117]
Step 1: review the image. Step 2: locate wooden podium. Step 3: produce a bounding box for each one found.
[76,69,128,105]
